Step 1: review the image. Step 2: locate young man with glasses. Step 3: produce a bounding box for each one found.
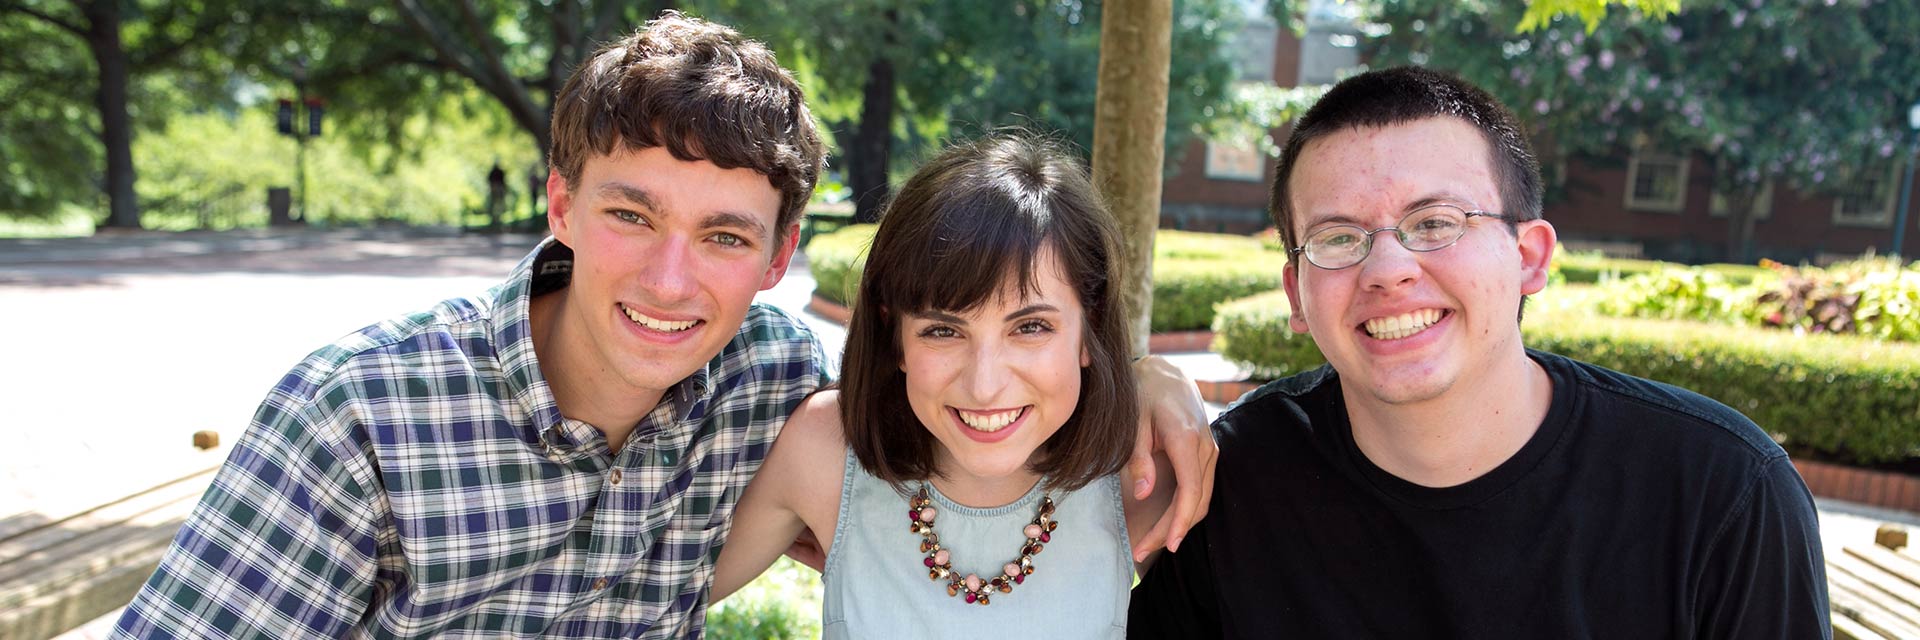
[1128,66,1828,638]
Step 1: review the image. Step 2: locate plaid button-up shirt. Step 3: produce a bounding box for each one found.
[113,239,828,639]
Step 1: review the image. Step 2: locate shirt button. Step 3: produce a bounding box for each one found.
[609,468,623,485]
[594,578,610,590]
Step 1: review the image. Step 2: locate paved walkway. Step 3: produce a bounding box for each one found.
[2,229,1910,638]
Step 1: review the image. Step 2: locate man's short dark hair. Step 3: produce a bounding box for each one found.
[839,131,1138,493]
[1269,66,1543,251]
[549,11,824,237]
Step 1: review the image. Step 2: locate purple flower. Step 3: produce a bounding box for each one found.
[1599,50,1615,69]
[1568,56,1591,79]
[1783,45,1798,60]
[1535,99,1551,114]
[1882,142,1897,157]
[1732,10,1747,27]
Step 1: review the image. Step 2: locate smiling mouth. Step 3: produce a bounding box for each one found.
[621,304,702,333]
[1362,309,1446,340]
[954,406,1028,433]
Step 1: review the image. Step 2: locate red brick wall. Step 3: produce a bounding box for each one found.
[1550,153,1920,262]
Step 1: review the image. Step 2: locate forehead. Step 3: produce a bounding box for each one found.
[579,146,782,224]
[1287,117,1499,228]
[907,243,1085,318]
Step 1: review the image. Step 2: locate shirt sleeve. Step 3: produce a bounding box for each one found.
[1693,456,1831,640]
[1128,518,1224,638]
[111,386,381,639]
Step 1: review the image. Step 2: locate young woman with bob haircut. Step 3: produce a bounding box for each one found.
[711,130,1172,637]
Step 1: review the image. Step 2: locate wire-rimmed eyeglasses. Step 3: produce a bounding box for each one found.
[1288,203,1514,270]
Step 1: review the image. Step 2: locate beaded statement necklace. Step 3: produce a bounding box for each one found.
[908,484,1059,606]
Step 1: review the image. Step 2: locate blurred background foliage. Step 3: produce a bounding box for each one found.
[0,0,1248,234]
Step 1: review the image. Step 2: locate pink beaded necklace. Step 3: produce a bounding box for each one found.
[908,483,1059,606]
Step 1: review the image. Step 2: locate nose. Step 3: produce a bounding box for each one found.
[961,339,1012,402]
[639,236,699,303]
[1357,232,1421,292]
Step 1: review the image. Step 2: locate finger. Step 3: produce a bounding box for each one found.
[1162,432,1209,553]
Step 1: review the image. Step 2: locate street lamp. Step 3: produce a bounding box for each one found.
[1893,98,1920,258]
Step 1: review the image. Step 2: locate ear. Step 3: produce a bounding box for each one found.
[1515,219,1558,296]
[1283,261,1310,334]
[1081,343,1091,368]
[546,170,575,243]
[760,222,803,290]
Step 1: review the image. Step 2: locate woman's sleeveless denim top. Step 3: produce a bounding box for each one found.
[820,449,1131,638]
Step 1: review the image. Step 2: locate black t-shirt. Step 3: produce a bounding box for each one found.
[1130,350,1829,639]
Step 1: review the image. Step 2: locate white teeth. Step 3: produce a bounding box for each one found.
[957,408,1024,432]
[1363,309,1442,340]
[622,305,698,332]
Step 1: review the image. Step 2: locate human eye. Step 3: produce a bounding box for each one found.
[1013,319,1055,336]
[917,324,960,339]
[608,209,647,226]
[1314,228,1364,249]
[1411,215,1461,233]
[711,232,751,248]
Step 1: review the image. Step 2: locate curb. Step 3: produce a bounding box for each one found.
[1795,459,1920,515]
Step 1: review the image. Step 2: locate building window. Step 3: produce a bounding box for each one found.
[1204,140,1265,182]
[1833,169,1895,227]
[1710,181,1773,220]
[1624,151,1689,213]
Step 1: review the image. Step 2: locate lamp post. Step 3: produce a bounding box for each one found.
[1893,99,1920,258]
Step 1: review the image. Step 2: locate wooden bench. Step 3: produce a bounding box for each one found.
[1830,529,1920,639]
[0,466,217,639]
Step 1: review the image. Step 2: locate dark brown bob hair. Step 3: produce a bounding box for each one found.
[839,131,1138,494]
[549,11,824,237]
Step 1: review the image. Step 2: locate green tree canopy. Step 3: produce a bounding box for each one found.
[1345,0,1920,261]
[712,0,1240,221]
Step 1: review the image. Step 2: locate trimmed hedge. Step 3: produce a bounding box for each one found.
[1554,251,1770,285]
[1210,288,1920,463]
[803,225,1287,332]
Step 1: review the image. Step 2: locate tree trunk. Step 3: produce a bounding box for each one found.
[85,0,139,229]
[1723,186,1758,264]
[850,10,898,224]
[1091,0,1172,356]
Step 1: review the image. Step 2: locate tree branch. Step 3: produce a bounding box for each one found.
[3,1,88,36]
[390,0,488,84]
[453,0,519,96]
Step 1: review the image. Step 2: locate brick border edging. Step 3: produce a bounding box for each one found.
[1795,458,1920,514]
[808,294,1216,354]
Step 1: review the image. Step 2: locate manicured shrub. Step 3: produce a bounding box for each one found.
[1594,256,1920,343]
[1149,252,1288,332]
[1209,290,1323,379]
[1554,249,1769,285]
[1211,288,1920,463]
[804,223,876,307]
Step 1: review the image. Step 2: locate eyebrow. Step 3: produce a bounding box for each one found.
[1304,192,1481,229]
[908,304,1061,324]
[699,212,769,241]
[594,181,770,240]
[595,182,658,209]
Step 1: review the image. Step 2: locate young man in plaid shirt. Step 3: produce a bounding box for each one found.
[112,13,1214,639]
